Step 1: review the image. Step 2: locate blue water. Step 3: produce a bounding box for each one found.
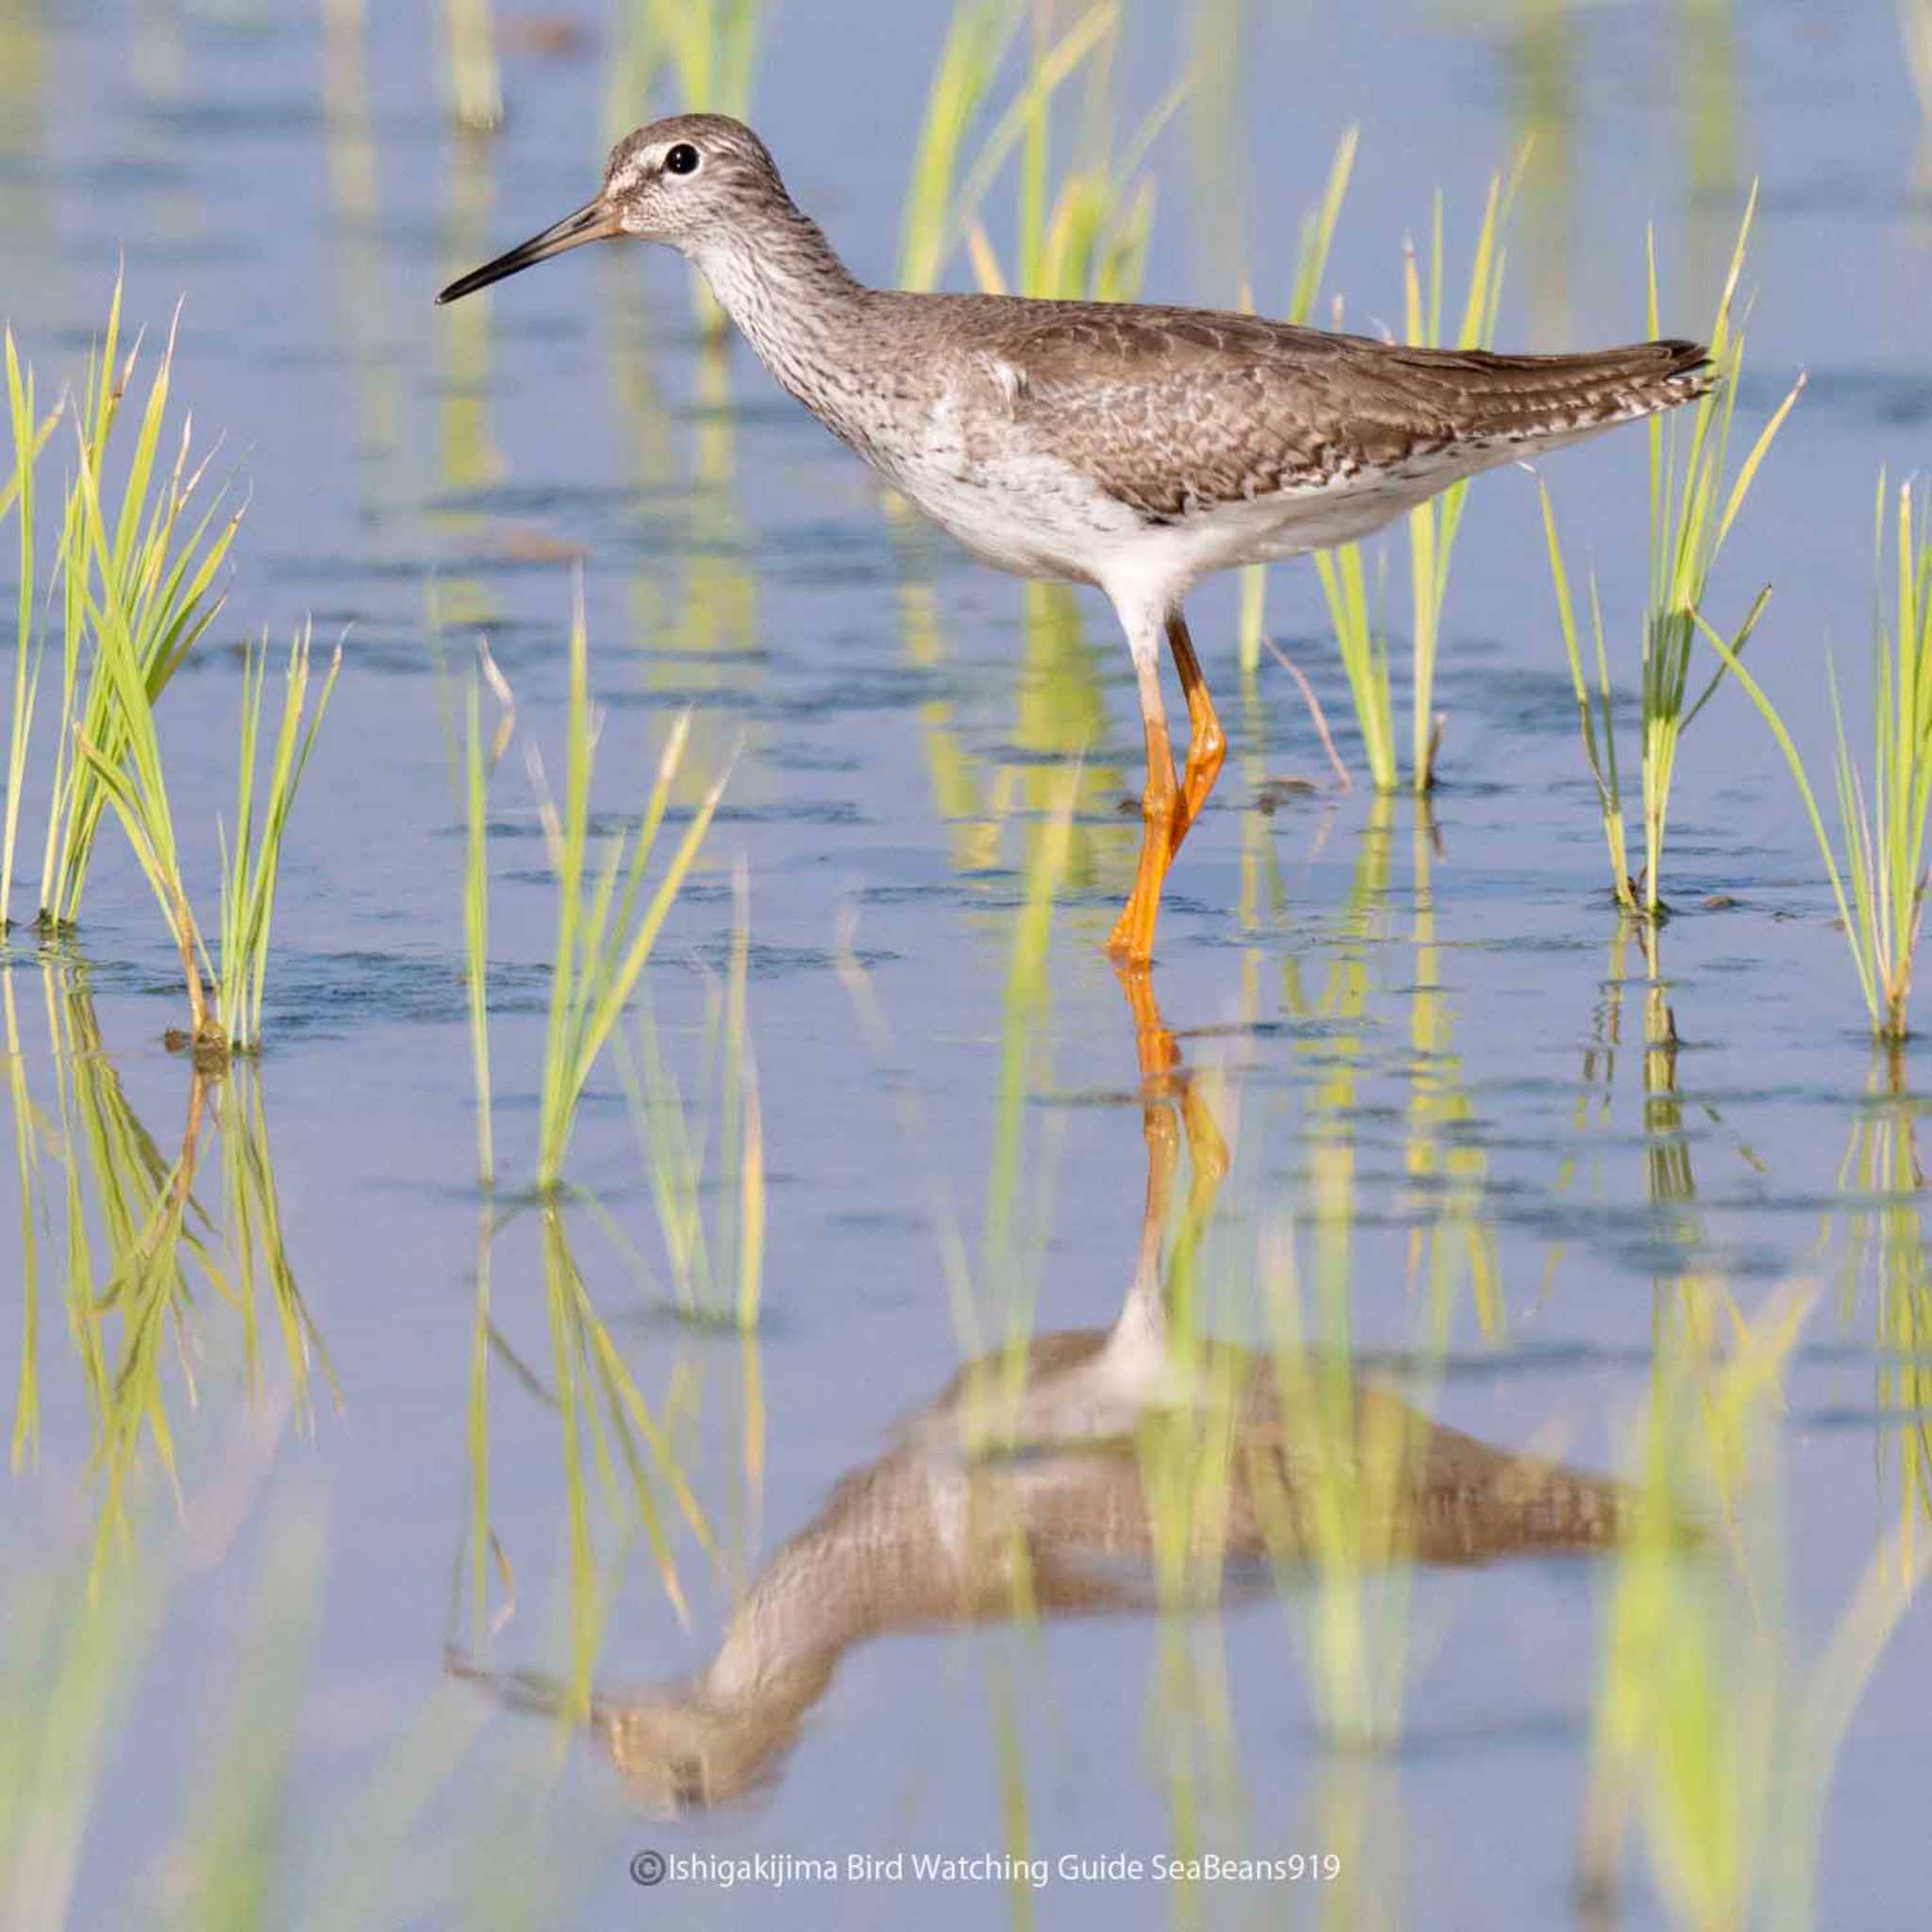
[2,2,1929,1926]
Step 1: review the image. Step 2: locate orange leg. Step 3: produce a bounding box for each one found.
[1166,609,1225,858]
[1105,648,1180,967]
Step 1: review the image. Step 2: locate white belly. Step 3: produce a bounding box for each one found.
[886,441,1144,584]
[877,392,1507,598]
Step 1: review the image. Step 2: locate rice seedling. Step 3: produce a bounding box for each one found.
[1315,164,1519,792]
[1405,804,1503,1333]
[898,0,1024,291]
[902,0,1177,301]
[1236,125,1357,679]
[458,643,513,1190]
[439,0,502,133]
[1705,475,1932,1041]
[83,1074,216,1570]
[1400,169,1520,791]
[1504,0,1582,342]
[219,1064,336,1427]
[1315,530,1399,794]
[896,579,999,874]
[1540,194,1801,919]
[214,627,341,1056]
[528,587,731,1193]
[476,1205,714,1715]
[429,140,504,644]
[949,3,1186,304]
[2,331,60,934]
[1,977,299,1560]
[617,858,764,1330]
[3,967,42,1471]
[462,1204,501,1647]
[1639,926,1698,1212]
[608,0,766,142]
[38,285,242,938]
[1676,0,1742,218]
[44,975,206,1443]
[1582,1280,1927,1930]
[77,617,336,1061]
[453,602,739,1635]
[1831,1073,1932,1547]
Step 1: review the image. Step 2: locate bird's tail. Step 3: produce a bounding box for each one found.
[1390,336,1715,446]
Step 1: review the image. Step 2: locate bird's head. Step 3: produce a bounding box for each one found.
[436,113,785,305]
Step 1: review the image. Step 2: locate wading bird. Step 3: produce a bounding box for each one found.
[440,115,1708,965]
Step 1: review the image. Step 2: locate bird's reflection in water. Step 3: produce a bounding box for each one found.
[452,967,1622,1814]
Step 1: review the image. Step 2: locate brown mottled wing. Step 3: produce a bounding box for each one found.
[991,307,1711,521]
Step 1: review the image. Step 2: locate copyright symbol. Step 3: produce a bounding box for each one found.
[630,1850,666,1887]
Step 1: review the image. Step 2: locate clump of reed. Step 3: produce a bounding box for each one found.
[1317,163,1520,792]
[528,587,730,1193]
[1709,474,1932,1042]
[454,589,754,1385]
[898,0,1024,291]
[4,287,336,1060]
[4,286,240,941]
[612,0,765,127]
[525,1200,716,1696]
[4,966,333,1570]
[902,0,1185,302]
[1540,195,1801,920]
[457,780,732,1665]
[77,622,337,1062]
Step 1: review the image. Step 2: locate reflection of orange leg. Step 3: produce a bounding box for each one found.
[1166,608,1225,858]
[1115,960,1227,1192]
[1117,960,1180,1087]
[1112,959,1229,1341]
[1105,640,1179,967]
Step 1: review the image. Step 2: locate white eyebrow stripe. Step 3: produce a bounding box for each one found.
[608,144,673,197]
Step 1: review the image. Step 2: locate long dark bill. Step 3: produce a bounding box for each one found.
[436,201,621,306]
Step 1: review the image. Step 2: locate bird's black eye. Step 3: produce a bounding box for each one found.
[664,142,700,177]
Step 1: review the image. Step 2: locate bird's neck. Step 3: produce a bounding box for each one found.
[688,205,874,421]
